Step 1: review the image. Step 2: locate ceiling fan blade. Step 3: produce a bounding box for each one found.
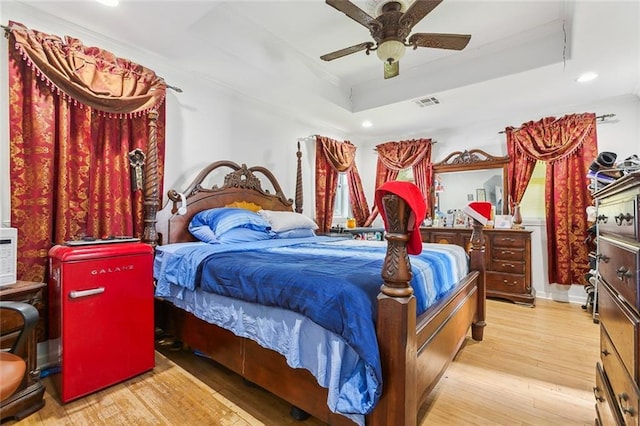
[408,33,471,50]
[320,42,374,61]
[384,61,399,79]
[325,0,380,29]
[400,0,443,29]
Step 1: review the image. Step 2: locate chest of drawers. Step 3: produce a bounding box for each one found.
[420,227,534,306]
[593,171,640,425]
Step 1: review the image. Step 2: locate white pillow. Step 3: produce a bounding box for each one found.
[258,210,319,232]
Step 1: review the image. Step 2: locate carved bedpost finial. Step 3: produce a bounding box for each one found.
[380,194,413,298]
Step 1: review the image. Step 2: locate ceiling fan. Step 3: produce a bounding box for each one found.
[320,0,471,79]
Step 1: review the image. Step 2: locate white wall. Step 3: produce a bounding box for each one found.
[2,2,639,306]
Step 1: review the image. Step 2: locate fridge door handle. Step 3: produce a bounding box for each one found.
[69,287,105,299]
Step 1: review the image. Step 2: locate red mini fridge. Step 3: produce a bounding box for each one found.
[48,241,155,403]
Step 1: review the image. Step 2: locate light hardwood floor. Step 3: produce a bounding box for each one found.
[10,298,599,425]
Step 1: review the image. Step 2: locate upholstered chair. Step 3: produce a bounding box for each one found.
[0,301,45,421]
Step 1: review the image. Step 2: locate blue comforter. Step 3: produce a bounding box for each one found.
[154,237,467,418]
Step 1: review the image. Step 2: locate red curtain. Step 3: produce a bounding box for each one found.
[364,139,432,226]
[506,132,537,210]
[506,113,598,285]
[7,22,166,282]
[314,136,370,233]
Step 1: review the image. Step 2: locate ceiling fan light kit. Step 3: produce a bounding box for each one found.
[376,40,406,63]
[321,0,471,79]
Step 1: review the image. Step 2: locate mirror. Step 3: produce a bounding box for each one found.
[431,149,509,220]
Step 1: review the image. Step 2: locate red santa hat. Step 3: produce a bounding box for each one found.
[463,201,492,225]
[375,181,426,255]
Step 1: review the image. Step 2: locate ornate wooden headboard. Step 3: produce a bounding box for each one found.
[155,161,295,245]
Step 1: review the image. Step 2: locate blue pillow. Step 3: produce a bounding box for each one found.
[276,228,316,239]
[188,208,271,243]
[189,225,219,244]
[217,227,274,243]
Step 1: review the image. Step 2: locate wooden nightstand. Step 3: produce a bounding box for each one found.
[0,280,47,343]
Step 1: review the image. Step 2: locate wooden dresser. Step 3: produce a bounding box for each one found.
[421,227,535,306]
[593,171,640,425]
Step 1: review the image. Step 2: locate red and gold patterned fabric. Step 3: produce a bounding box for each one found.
[506,113,597,285]
[364,139,432,226]
[7,22,166,282]
[314,136,370,233]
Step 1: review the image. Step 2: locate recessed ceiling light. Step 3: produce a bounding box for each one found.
[362,120,372,128]
[96,0,119,6]
[577,72,598,83]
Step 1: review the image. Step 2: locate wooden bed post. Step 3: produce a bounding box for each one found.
[142,109,159,247]
[369,193,417,426]
[469,219,486,341]
[295,141,303,213]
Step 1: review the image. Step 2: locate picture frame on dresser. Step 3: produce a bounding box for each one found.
[494,215,513,229]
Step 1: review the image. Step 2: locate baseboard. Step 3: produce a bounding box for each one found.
[534,290,588,305]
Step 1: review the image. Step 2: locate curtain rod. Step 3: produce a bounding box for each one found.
[498,113,615,134]
[2,24,182,93]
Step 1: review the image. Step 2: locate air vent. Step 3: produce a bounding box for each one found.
[414,96,440,107]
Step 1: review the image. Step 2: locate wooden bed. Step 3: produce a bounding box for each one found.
[151,160,486,425]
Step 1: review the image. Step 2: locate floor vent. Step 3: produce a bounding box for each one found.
[414,96,440,107]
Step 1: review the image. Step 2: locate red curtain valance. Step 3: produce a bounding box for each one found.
[507,113,596,164]
[8,21,166,117]
[320,138,357,172]
[375,139,431,170]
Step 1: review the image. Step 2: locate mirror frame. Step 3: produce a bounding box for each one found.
[431,149,510,217]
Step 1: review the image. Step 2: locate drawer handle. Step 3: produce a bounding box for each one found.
[502,280,516,286]
[69,287,105,299]
[616,266,633,281]
[597,214,608,224]
[501,250,515,255]
[504,264,515,268]
[614,212,634,226]
[501,238,516,243]
[597,254,610,264]
[601,349,610,356]
[618,393,636,416]
[593,386,605,403]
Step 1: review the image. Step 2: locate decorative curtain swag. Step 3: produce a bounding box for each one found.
[506,113,596,164]
[7,21,167,117]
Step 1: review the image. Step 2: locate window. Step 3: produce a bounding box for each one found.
[396,167,414,182]
[332,167,414,224]
[519,161,546,219]
[333,173,351,220]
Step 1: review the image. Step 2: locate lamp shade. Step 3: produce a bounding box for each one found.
[376,40,406,63]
